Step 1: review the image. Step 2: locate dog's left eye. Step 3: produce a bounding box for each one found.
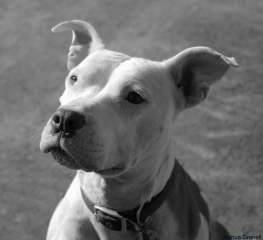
[69,75,78,85]
[126,92,144,104]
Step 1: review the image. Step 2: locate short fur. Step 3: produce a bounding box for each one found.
[40,20,238,240]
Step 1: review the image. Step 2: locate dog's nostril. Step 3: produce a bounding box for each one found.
[50,108,86,137]
[52,114,61,125]
[51,113,63,132]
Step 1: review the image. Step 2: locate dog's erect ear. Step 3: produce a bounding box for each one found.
[163,47,239,109]
[52,20,104,71]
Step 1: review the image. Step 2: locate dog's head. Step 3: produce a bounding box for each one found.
[40,20,238,177]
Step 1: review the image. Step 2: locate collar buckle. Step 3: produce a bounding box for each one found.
[94,205,127,233]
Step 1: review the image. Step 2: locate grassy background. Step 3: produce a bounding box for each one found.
[0,0,262,239]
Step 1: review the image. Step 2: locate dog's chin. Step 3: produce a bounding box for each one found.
[50,147,81,170]
[93,167,125,177]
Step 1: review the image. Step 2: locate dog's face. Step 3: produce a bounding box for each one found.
[41,50,178,175]
[40,20,238,177]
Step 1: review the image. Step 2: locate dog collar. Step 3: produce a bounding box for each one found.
[80,171,174,233]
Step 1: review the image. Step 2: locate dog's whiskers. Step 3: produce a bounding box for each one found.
[55,95,61,105]
[60,165,70,173]
[29,122,49,148]
[30,131,43,147]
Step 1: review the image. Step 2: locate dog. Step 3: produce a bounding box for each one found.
[40,20,238,240]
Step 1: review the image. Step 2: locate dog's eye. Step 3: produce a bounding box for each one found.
[69,75,78,85]
[126,92,144,104]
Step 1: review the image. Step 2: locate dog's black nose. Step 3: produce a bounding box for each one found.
[51,108,85,137]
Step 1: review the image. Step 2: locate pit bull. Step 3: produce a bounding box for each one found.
[40,20,238,240]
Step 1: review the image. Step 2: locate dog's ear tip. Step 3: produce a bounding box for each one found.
[226,57,239,68]
[51,20,77,33]
[51,22,66,33]
[51,20,96,35]
[51,26,58,33]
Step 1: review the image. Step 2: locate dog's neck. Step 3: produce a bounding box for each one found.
[78,141,176,212]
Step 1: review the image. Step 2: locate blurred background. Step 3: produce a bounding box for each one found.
[0,0,262,239]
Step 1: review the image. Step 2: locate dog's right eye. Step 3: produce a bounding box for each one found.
[126,92,144,104]
[69,75,78,85]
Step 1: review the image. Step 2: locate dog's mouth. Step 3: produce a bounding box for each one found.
[49,147,124,176]
[50,147,81,170]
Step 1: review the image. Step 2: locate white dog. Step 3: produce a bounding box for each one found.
[40,20,238,240]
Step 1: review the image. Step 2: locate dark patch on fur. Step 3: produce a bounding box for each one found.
[166,163,202,240]
[185,169,210,224]
[211,221,230,240]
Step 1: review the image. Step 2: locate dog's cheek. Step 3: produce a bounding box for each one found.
[112,131,135,161]
[135,117,160,149]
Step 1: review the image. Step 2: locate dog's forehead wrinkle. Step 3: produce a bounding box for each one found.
[75,49,131,86]
[111,57,167,94]
[120,57,161,76]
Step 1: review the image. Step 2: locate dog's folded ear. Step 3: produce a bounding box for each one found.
[52,20,104,71]
[162,47,239,109]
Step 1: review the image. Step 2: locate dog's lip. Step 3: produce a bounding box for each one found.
[40,136,61,154]
[46,146,124,175]
[50,147,81,170]
[42,146,52,154]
